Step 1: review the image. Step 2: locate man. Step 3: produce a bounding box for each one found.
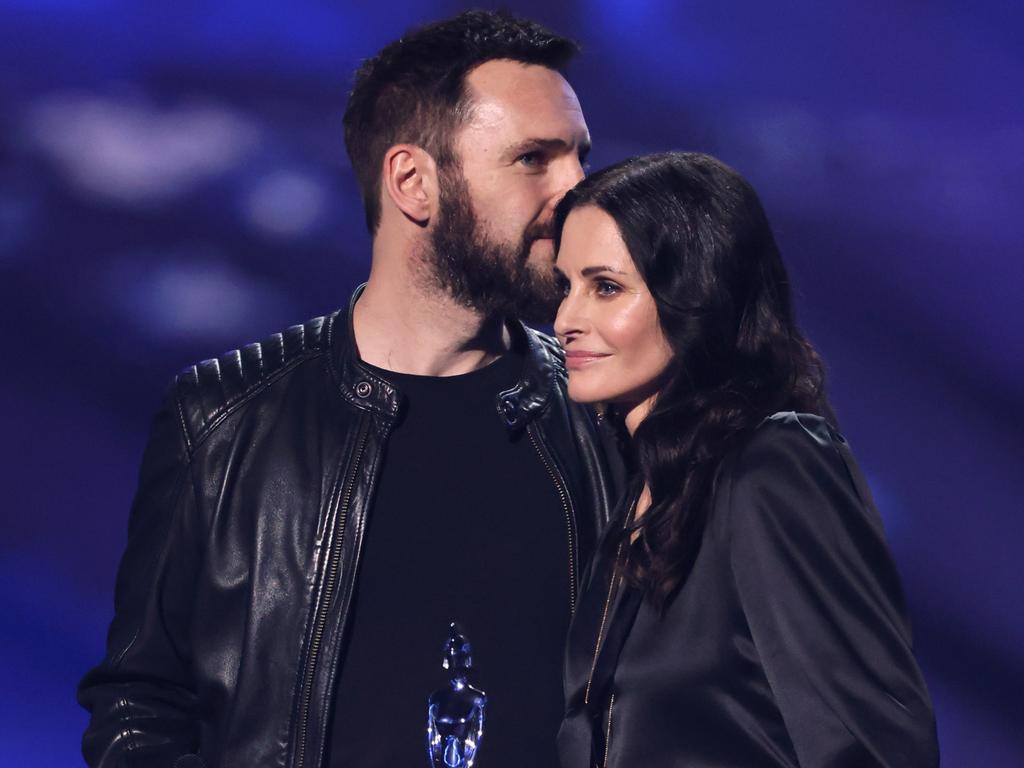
[79,11,616,768]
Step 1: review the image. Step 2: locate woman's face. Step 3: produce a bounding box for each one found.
[554,206,673,430]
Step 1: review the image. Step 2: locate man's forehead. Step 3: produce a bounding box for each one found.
[462,59,586,135]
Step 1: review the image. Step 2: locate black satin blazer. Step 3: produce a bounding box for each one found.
[559,412,938,768]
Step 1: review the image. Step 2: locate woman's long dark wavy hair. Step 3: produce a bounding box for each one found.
[554,152,835,609]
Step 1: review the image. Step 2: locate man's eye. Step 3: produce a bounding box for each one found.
[517,151,544,168]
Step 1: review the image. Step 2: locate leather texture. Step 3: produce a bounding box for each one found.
[559,413,939,768]
[78,285,617,768]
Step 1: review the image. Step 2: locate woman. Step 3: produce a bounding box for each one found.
[553,152,938,767]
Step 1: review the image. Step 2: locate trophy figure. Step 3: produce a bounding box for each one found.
[426,622,487,767]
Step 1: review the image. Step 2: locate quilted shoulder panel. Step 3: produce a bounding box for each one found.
[172,315,328,450]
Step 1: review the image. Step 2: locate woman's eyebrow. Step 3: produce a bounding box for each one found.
[581,265,628,277]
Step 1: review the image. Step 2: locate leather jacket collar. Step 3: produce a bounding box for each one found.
[326,283,563,431]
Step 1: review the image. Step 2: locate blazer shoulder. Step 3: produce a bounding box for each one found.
[742,411,845,460]
[717,410,857,534]
[171,313,334,451]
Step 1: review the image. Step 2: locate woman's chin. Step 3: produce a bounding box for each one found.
[566,381,602,405]
[567,379,619,405]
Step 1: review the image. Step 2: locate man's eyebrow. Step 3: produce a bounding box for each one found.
[503,137,588,160]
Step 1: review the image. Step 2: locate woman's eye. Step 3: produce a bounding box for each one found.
[596,280,621,296]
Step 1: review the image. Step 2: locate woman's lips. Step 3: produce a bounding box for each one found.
[564,350,611,369]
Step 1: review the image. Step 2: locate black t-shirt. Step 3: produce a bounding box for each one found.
[328,351,570,768]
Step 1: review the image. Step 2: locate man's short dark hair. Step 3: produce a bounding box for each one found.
[343,10,579,233]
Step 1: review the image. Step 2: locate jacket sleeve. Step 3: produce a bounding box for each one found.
[726,417,939,767]
[78,387,203,767]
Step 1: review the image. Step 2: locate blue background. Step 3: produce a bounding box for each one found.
[1,1,1022,765]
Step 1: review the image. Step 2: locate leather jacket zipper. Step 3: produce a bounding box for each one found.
[527,422,578,615]
[294,415,370,768]
[602,693,615,768]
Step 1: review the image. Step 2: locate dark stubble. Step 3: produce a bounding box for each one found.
[423,165,562,325]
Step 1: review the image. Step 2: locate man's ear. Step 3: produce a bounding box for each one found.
[381,144,437,226]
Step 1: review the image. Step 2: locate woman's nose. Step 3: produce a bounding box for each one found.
[554,289,583,341]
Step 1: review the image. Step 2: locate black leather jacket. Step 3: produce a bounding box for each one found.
[79,287,617,768]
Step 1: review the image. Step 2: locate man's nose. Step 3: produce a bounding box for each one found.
[552,154,586,199]
[567,153,586,188]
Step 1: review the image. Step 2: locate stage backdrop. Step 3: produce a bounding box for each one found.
[1,1,1021,765]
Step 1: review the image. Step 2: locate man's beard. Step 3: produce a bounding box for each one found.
[421,166,562,325]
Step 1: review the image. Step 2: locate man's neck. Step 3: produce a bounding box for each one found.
[353,265,511,378]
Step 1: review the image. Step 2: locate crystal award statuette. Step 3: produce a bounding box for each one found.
[426,622,487,768]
